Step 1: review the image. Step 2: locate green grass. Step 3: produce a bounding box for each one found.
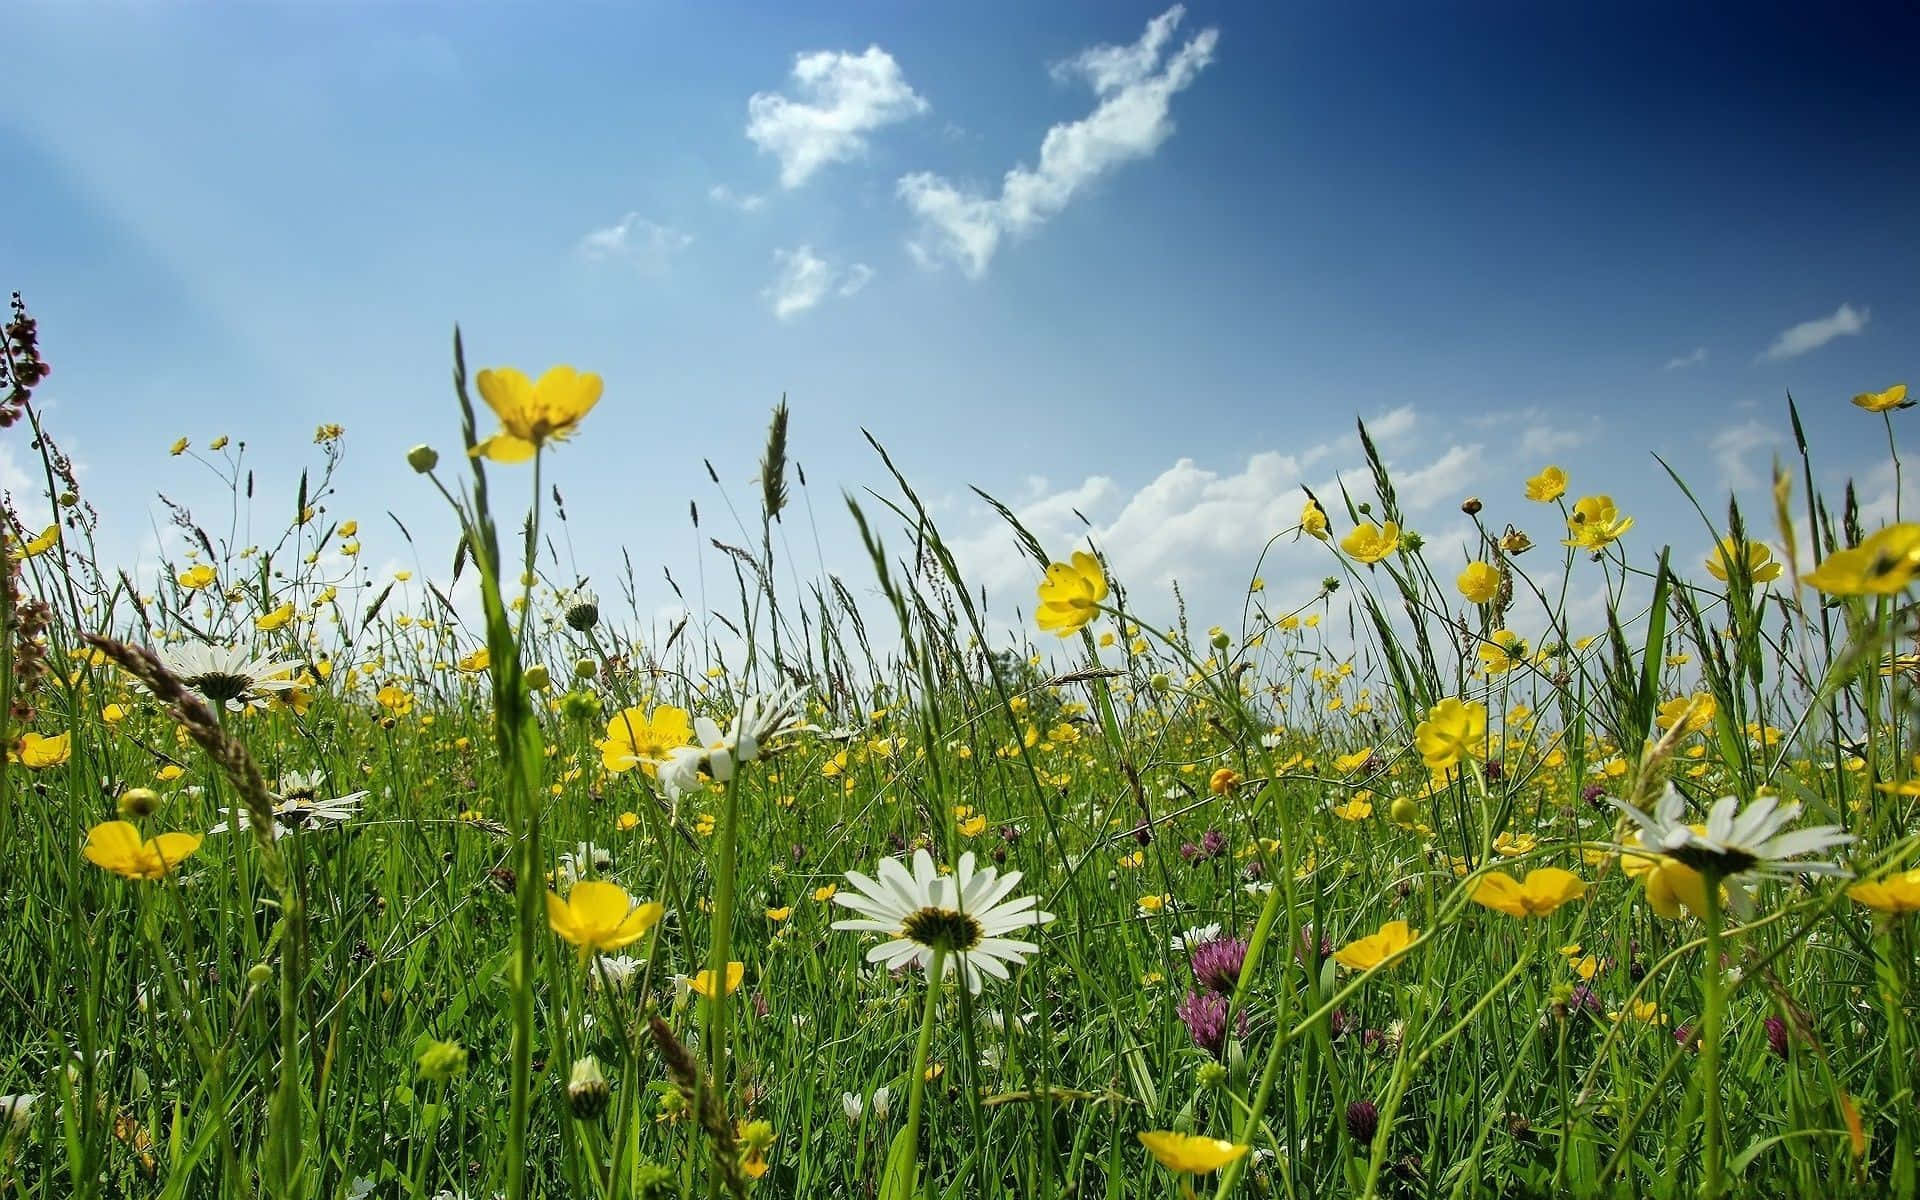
[0,317,1915,1200]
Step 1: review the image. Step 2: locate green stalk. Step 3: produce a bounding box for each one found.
[1699,875,1726,1200]
[898,947,948,1199]
[703,776,741,1199]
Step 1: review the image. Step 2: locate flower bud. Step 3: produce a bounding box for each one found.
[117,787,161,818]
[416,1039,467,1084]
[406,445,439,473]
[1210,630,1231,650]
[1149,672,1171,693]
[573,657,598,680]
[567,1056,610,1119]
[1389,795,1420,828]
[1461,497,1482,515]
[523,664,551,691]
[246,962,274,986]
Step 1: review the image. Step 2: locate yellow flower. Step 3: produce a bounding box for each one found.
[102,703,128,725]
[1563,495,1634,550]
[1035,551,1108,637]
[1703,538,1780,585]
[471,365,603,463]
[1612,999,1666,1025]
[765,906,792,922]
[1804,524,1920,596]
[1329,795,1373,821]
[1300,499,1329,540]
[1849,869,1920,915]
[254,601,295,632]
[338,520,358,537]
[958,813,988,837]
[15,731,71,769]
[691,961,745,998]
[1476,630,1527,676]
[376,685,414,715]
[83,820,202,880]
[19,524,58,558]
[1638,854,1711,921]
[1414,697,1487,771]
[1208,767,1241,795]
[156,764,185,782]
[1333,920,1418,971]
[616,811,641,832]
[457,647,491,673]
[1853,384,1911,413]
[1470,868,1586,918]
[600,705,694,773]
[1340,521,1400,564]
[1457,561,1500,605]
[812,884,838,902]
[1525,466,1567,503]
[1137,1131,1249,1174]
[546,880,663,953]
[169,437,189,456]
[1655,692,1716,734]
[177,563,217,590]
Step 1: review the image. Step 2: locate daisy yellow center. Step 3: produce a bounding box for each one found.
[900,906,984,954]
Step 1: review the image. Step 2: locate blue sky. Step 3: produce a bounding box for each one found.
[5,1,1917,647]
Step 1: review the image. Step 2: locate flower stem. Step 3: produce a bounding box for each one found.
[899,947,948,1199]
[1699,875,1726,1200]
[703,777,741,1199]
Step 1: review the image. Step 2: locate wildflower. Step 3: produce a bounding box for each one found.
[1171,923,1222,953]
[0,1093,38,1132]
[738,1119,776,1179]
[546,880,664,955]
[1764,1016,1792,1059]
[117,787,160,818]
[1346,1100,1379,1144]
[209,770,366,838]
[1525,466,1567,503]
[169,437,190,455]
[14,731,70,769]
[1330,795,1373,821]
[457,647,491,673]
[1803,524,1920,595]
[1035,551,1108,637]
[590,954,644,992]
[1656,693,1716,734]
[1178,989,1245,1058]
[1853,384,1911,413]
[470,365,603,463]
[19,524,57,558]
[1477,630,1528,675]
[375,685,413,715]
[1613,786,1852,916]
[1340,521,1399,565]
[1208,767,1241,795]
[690,961,745,999]
[177,564,217,590]
[565,588,600,632]
[831,849,1053,992]
[1563,495,1634,551]
[1334,920,1417,971]
[1470,869,1586,918]
[599,705,694,774]
[1137,1130,1249,1174]
[254,601,295,632]
[1414,697,1487,771]
[654,684,812,800]
[1299,499,1329,540]
[150,642,301,710]
[83,820,203,880]
[1848,869,1920,915]
[1704,538,1782,584]
[1457,561,1500,604]
[407,445,439,472]
[1190,936,1248,995]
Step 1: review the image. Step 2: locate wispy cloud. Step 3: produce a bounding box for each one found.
[764,246,873,320]
[1709,419,1780,489]
[1663,346,1708,370]
[1759,303,1869,362]
[576,213,693,273]
[707,184,766,213]
[747,46,928,188]
[899,5,1218,277]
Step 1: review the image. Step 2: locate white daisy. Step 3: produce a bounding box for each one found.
[590,954,644,992]
[1171,922,1223,952]
[657,683,814,800]
[831,849,1053,993]
[1613,785,1852,913]
[208,769,365,838]
[152,642,301,710]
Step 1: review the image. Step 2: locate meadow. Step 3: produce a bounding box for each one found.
[1,297,1916,1199]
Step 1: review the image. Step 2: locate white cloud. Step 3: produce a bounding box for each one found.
[707,184,766,213]
[899,5,1218,277]
[1760,303,1869,362]
[764,246,873,320]
[1709,420,1780,490]
[1664,346,1708,370]
[576,213,693,273]
[746,46,928,188]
